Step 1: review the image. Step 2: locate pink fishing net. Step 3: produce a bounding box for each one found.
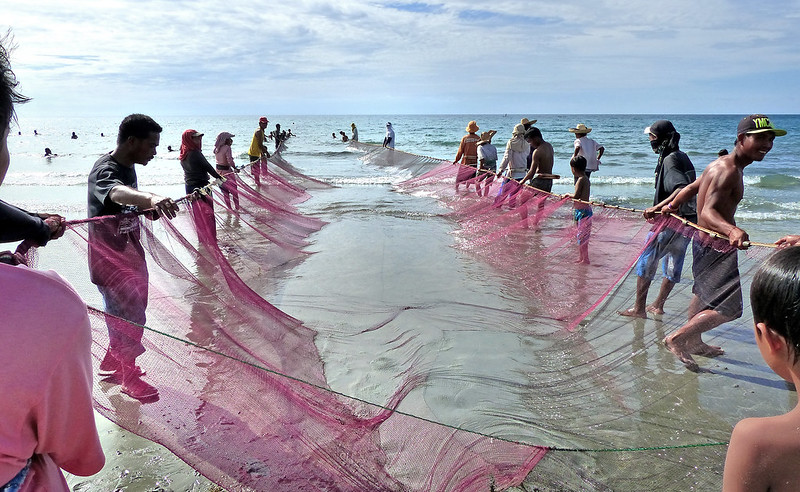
[17,144,785,491]
[349,142,781,490]
[23,157,544,491]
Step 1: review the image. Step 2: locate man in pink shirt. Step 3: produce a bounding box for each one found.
[0,36,105,490]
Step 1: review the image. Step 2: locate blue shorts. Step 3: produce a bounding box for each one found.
[635,229,691,283]
[1,459,31,492]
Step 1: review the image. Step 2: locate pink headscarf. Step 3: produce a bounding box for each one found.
[214,132,234,154]
[179,129,202,161]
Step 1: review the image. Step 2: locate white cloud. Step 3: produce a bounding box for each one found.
[3,0,800,115]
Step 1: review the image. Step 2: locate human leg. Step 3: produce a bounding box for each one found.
[664,303,730,371]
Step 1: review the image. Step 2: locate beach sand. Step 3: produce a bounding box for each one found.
[66,414,222,491]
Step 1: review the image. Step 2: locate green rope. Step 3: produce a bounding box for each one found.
[87,306,730,454]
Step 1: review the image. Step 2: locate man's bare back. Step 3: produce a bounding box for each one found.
[531,141,554,176]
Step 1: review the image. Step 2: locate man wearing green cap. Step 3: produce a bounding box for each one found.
[658,114,787,371]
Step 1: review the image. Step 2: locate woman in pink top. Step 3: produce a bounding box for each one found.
[214,131,240,210]
[1,37,104,490]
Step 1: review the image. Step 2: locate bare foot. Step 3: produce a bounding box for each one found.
[646,305,665,315]
[663,335,700,372]
[692,343,724,358]
[618,308,647,319]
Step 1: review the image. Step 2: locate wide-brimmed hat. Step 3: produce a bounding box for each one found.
[568,123,592,134]
[737,114,787,137]
[466,120,479,133]
[521,118,537,127]
[477,130,497,145]
[259,116,269,124]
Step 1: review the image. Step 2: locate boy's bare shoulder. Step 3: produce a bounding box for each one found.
[731,414,800,489]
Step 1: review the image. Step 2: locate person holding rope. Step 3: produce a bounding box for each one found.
[88,113,179,401]
[619,120,697,319]
[657,114,787,371]
[520,127,555,192]
[0,34,105,491]
[214,131,240,210]
[247,116,270,185]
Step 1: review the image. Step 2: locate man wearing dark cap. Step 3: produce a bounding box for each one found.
[658,114,787,371]
[620,120,696,319]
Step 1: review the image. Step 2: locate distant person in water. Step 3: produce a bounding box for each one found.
[718,149,729,156]
[619,120,697,319]
[70,131,77,139]
[350,122,358,142]
[43,147,56,157]
[339,131,349,142]
[33,129,37,135]
[656,114,787,371]
[383,122,395,149]
[569,123,604,182]
[167,145,175,152]
[274,123,283,150]
[332,132,337,139]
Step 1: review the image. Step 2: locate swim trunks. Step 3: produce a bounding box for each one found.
[530,177,553,193]
[574,207,593,245]
[636,228,692,283]
[691,239,743,319]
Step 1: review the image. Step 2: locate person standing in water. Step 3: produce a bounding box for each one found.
[383,122,395,149]
[657,114,787,371]
[619,120,697,319]
[247,116,270,185]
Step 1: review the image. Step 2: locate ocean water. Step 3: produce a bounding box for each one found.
[6,113,800,241]
[6,113,800,490]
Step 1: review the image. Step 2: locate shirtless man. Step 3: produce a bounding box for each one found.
[520,127,555,192]
[657,114,786,371]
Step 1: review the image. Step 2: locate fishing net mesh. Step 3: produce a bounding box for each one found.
[20,146,783,491]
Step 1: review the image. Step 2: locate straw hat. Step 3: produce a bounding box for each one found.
[477,130,497,145]
[568,123,592,134]
[466,120,479,133]
[520,118,537,127]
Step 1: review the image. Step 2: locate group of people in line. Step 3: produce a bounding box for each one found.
[4,27,800,490]
[453,118,599,263]
[453,114,794,372]
[448,114,800,490]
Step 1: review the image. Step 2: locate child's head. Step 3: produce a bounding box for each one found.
[751,247,800,364]
[570,155,587,174]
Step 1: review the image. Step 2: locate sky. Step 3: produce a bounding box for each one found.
[2,0,800,116]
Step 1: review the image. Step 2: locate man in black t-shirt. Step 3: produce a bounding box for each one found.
[87,113,178,401]
[619,120,697,319]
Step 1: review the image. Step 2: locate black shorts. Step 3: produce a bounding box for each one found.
[691,240,743,319]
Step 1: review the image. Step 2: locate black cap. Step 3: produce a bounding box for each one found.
[644,120,676,139]
[737,114,787,137]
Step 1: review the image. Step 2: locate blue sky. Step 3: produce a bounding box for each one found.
[3,0,800,116]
